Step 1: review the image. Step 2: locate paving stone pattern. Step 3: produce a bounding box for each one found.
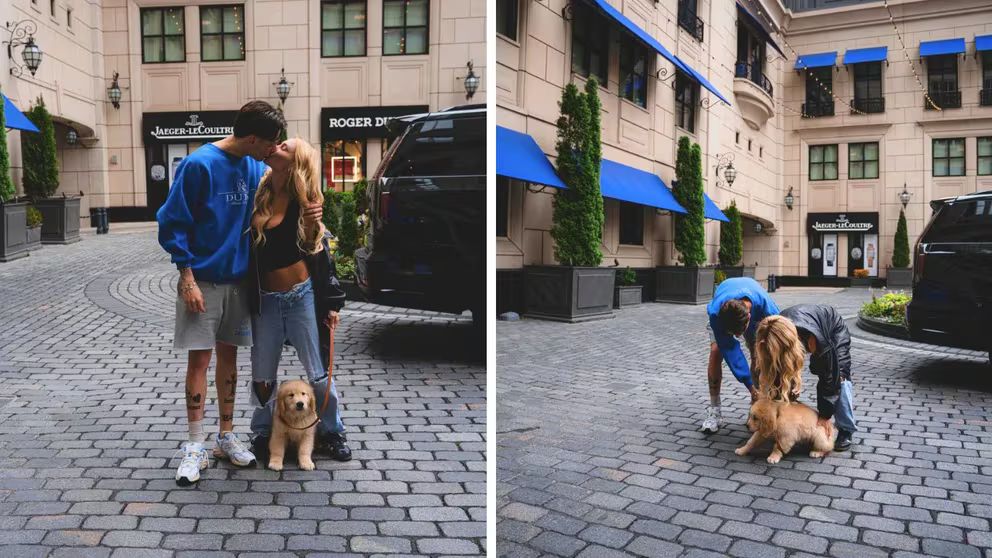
[497,288,992,558]
[0,230,486,556]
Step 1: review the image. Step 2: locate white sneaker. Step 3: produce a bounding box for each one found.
[213,432,257,467]
[175,441,208,486]
[701,406,721,434]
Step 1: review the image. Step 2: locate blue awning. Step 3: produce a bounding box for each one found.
[976,35,992,53]
[794,52,837,70]
[736,2,784,57]
[703,194,729,222]
[2,94,39,133]
[496,126,566,189]
[919,38,965,57]
[600,159,686,213]
[843,46,888,65]
[585,0,730,106]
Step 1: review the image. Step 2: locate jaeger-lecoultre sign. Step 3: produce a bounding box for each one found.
[807,212,878,233]
[143,111,238,143]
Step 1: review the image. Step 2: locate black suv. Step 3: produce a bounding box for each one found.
[906,190,992,362]
[354,105,485,325]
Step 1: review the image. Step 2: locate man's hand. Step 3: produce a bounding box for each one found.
[324,310,340,330]
[302,203,323,227]
[181,282,205,313]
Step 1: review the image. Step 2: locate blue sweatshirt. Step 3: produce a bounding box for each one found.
[156,144,268,283]
[706,277,780,388]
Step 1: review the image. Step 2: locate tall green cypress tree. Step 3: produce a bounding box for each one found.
[551,79,604,267]
[0,86,15,203]
[22,97,59,200]
[892,208,910,268]
[719,200,743,266]
[673,137,706,266]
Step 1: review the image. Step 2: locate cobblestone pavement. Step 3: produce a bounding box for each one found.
[0,229,486,557]
[497,288,992,558]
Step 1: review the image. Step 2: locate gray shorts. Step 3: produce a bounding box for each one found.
[174,281,252,350]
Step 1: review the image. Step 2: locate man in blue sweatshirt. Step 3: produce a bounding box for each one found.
[157,101,322,486]
[702,277,780,433]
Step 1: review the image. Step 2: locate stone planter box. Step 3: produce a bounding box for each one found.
[718,266,756,279]
[35,197,81,245]
[524,265,615,322]
[614,285,643,309]
[0,201,29,262]
[850,277,872,287]
[886,267,913,290]
[655,266,715,305]
[25,225,42,252]
[857,313,910,340]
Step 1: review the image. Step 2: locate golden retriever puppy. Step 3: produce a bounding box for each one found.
[735,397,836,464]
[269,379,317,471]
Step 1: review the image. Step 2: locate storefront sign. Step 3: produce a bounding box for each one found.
[321,105,429,140]
[807,212,878,233]
[143,111,238,143]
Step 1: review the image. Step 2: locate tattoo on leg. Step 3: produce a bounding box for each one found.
[186,390,203,410]
[221,414,233,422]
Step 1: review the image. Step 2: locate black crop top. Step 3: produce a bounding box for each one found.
[256,200,307,272]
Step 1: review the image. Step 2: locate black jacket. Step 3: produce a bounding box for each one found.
[779,304,851,419]
[248,231,346,371]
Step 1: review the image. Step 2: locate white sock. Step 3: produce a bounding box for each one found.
[188,420,206,444]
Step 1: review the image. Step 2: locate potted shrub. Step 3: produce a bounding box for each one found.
[614,267,642,308]
[0,86,29,263]
[887,208,912,289]
[23,97,80,244]
[25,206,42,252]
[717,200,754,278]
[655,137,714,304]
[851,268,871,287]
[524,79,615,322]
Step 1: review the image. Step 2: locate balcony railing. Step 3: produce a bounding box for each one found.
[802,99,835,117]
[925,89,962,110]
[678,1,704,42]
[734,62,773,97]
[850,97,885,114]
[981,80,992,107]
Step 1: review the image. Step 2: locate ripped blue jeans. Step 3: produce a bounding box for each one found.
[249,279,344,439]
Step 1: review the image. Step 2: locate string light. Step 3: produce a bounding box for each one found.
[881,0,941,111]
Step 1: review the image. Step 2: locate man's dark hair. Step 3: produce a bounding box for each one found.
[233,100,285,141]
[719,299,750,336]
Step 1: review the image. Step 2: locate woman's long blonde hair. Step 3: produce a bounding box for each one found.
[754,315,805,402]
[252,138,325,254]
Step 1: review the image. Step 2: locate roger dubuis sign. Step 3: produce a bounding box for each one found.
[321,105,429,140]
[807,212,878,233]
[143,110,238,143]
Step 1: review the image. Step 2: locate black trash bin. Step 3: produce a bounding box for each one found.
[99,208,110,234]
[767,274,777,292]
[90,207,102,229]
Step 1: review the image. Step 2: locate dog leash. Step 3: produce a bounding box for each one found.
[279,322,335,431]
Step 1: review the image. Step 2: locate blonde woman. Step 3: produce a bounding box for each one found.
[753,315,805,403]
[246,137,351,463]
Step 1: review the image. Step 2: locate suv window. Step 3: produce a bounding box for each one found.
[384,115,485,177]
[925,199,992,243]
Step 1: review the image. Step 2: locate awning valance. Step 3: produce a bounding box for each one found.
[585,0,730,106]
[600,159,686,213]
[496,126,565,189]
[919,38,965,57]
[2,94,39,133]
[843,46,888,65]
[794,52,837,70]
[703,194,730,222]
[736,2,784,57]
[975,35,992,53]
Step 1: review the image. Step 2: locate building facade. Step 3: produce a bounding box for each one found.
[2,0,486,223]
[496,0,992,301]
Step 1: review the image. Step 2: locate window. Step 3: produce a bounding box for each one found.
[804,67,833,116]
[982,56,992,106]
[678,0,703,42]
[200,5,245,61]
[927,55,957,92]
[570,2,608,84]
[496,0,517,41]
[322,139,366,192]
[747,139,752,151]
[67,7,72,28]
[932,138,964,177]
[924,199,992,243]
[735,21,769,95]
[321,1,366,57]
[674,71,698,133]
[619,202,644,245]
[809,144,838,181]
[759,146,763,158]
[383,0,428,55]
[496,176,510,237]
[383,115,485,177]
[141,8,185,63]
[735,132,740,144]
[849,142,879,179]
[50,0,55,16]
[619,40,648,107]
[852,62,883,113]
[980,138,992,176]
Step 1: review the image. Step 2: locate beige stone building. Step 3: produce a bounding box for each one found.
[2,0,485,223]
[496,0,992,308]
